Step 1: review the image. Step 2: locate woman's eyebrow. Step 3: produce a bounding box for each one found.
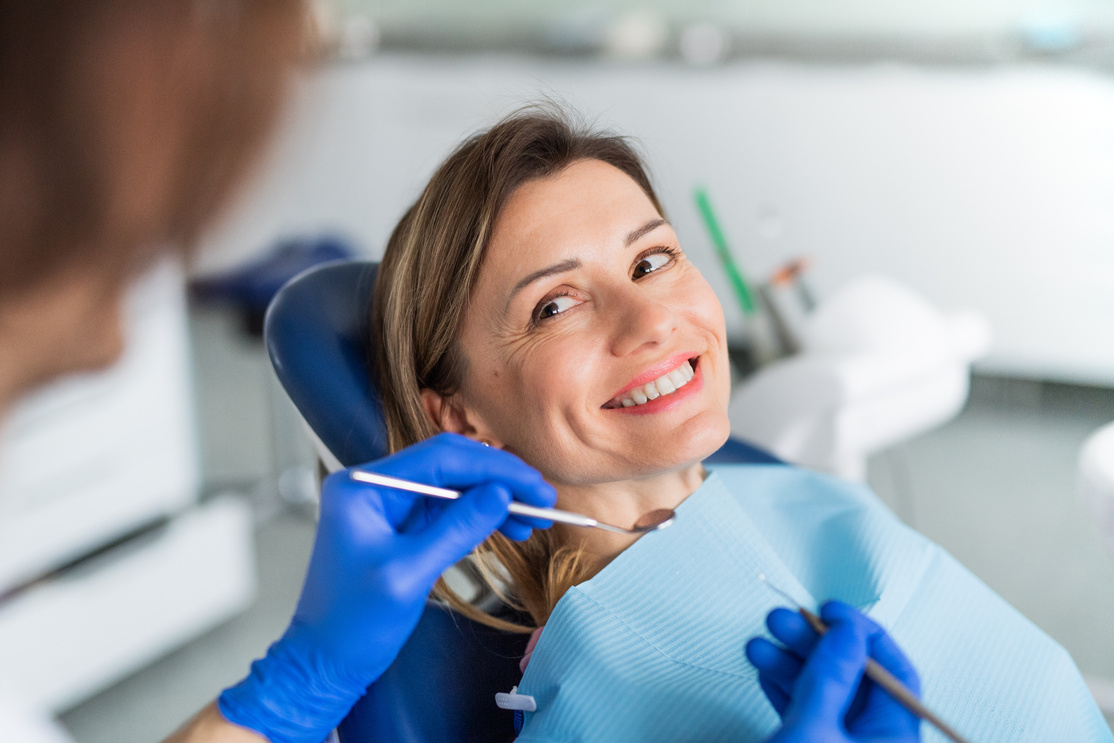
[625,217,670,247]
[506,258,582,311]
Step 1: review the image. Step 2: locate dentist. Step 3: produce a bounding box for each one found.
[0,2,919,742]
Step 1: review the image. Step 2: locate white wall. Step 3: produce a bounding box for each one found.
[341,0,1114,40]
[199,55,1114,385]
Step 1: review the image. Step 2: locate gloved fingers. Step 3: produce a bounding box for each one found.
[395,495,553,541]
[508,513,555,530]
[745,637,801,716]
[766,607,820,658]
[746,637,804,684]
[820,601,922,697]
[499,514,553,541]
[785,615,870,725]
[818,600,883,634]
[322,470,463,544]
[498,517,534,542]
[375,433,557,509]
[404,482,513,584]
[320,470,410,540]
[757,672,792,717]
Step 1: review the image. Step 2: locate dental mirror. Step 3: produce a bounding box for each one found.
[350,470,676,536]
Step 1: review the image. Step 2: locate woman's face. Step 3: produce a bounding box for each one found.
[445,158,731,487]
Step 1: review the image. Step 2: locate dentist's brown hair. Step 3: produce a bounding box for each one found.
[0,0,307,296]
[372,106,664,630]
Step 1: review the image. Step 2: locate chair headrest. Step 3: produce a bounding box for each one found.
[263,260,389,467]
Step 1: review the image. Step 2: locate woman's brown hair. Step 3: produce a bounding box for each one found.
[0,0,307,296]
[372,106,665,630]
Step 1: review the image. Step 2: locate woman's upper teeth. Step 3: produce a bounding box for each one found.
[617,361,694,408]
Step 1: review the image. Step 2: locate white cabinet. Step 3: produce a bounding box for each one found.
[0,263,256,711]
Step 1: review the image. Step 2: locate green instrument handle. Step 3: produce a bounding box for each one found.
[694,187,756,317]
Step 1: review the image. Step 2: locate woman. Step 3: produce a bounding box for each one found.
[372,114,731,625]
[371,108,1111,742]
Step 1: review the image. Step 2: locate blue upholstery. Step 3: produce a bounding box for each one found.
[705,435,782,465]
[264,261,390,467]
[262,259,782,743]
[193,237,354,335]
[337,603,532,743]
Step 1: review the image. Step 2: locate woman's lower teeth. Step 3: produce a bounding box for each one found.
[619,363,694,407]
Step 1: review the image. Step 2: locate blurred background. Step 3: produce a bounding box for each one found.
[2,0,1114,739]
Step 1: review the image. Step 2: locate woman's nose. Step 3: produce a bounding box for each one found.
[608,288,678,357]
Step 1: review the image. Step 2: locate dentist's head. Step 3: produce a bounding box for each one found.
[373,108,732,626]
[0,0,305,415]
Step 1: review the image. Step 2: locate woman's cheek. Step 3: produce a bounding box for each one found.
[684,279,730,404]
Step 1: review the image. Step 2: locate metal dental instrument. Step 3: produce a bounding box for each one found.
[350,470,676,535]
[756,573,972,743]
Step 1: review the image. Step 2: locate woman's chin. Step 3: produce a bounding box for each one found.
[681,407,732,455]
[630,413,731,475]
[536,409,732,486]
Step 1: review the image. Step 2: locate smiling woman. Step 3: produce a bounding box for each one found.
[368,106,1111,743]
[371,107,733,629]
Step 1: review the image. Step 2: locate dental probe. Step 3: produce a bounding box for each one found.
[756,573,972,743]
[350,470,676,536]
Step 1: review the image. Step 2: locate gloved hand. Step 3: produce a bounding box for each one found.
[219,433,556,743]
[745,601,921,743]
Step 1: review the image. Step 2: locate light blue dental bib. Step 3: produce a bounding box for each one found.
[515,464,1111,742]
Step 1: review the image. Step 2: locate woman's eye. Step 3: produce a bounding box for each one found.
[633,250,675,279]
[533,293,580,323]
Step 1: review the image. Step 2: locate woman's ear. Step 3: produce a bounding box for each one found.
[420,388,502,447]
[420,388,458,433]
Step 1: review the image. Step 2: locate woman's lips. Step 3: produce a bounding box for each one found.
[605,358,704,415]
[602,356,700,410]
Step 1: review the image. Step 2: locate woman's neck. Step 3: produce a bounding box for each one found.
[551,462,707,568]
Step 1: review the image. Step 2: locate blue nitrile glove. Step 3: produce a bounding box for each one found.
[219,433,556,743]
[745,600,921,743]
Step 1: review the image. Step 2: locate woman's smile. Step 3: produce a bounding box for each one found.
[602,354,701,411]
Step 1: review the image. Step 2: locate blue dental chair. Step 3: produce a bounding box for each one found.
[263,259,782,743]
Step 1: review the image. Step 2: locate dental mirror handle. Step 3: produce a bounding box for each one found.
[350,470,602,529]
[504,500,603,528]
